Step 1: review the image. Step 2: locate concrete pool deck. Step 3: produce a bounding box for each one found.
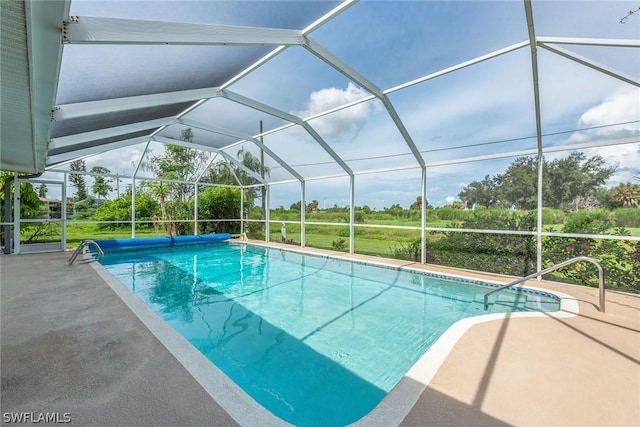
[1,247,639,426]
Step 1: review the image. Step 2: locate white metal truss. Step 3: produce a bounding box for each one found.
[151,135,267,185]
[221,89,354,175]
[178,118,304,182]
[49,117,175,149]
[46,136,149,165]
[8,0,639,263]
[538,43,640,88]
[303,36,426,168]
[53,87,222,120]
[535,36,640,48]
[62,16,306,46]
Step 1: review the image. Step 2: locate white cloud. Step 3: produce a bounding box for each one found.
[445,195,456,205]
[292,83,375,140]
[556,86,640,186]
[568,86,640,144]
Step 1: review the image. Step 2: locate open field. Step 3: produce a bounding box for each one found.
[15,214,638,294]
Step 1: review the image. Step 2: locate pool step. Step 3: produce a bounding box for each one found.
[481,291,530,310]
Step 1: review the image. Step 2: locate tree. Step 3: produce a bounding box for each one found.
[0,172,43,220]
[495,156,538,210]
[142,181,172,233]
[459,153,615,211]
[148,128,209,201]
[306,200,319,213]
[236,148,270,214]
[37,183,47,198]
[150,143,208,201]
[69,160,88,200]
[94,192,159,230]
[1,171,45,246]
[459,175,499,208]
[544,152,614,210]
[198,187,241,233]
[204,147,270,219]
[609,183,640,208]
[90,166,113,200]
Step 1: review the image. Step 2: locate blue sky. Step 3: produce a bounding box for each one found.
[46,1,640,209]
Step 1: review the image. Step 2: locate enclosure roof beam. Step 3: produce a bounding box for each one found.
[53,87,222,120]
[221,89,301,124]
[151,136,267,185]
[195,153,219,183]
[539,43,640,88]
[62,16,306,46]
[387,40,530,93]
[46,136,149,166]
[221,89,354,175]
[220,0,358,89]
[49,117,175,149]
[303,36,425,168]
[535,36,640,48]
[179,118,304,182]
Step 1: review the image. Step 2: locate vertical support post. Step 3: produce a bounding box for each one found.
[3,175,14,254]
[194,182,199,235]
[536,155,544,273]
[13,173,20,255]
[524,0,544,274]
[265,184,270,242]
[131,178,136,238]
[260,120,267,236]
[62,174,67,250]
[349,174,355,254]
[240,186,244,236]
[301,180,306,247]
[421,166,427,264]
[131,141,150,239]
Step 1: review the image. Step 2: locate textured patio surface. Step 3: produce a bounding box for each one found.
[1,246,639,426]
[397,266,640,427]
[0,251,238,427]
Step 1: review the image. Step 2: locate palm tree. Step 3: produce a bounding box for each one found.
[235,148,270,219]
[144,181,173,234]
[610,183,640,208]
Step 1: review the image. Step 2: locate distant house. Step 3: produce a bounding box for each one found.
[38,197,62,219]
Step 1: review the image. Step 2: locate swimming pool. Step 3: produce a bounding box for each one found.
[99,243,560,426]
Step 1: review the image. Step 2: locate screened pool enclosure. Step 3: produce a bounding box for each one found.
[1,0,639,290]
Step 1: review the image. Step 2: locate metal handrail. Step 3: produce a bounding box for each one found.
[483,256,604,312]
[68,239,104,265]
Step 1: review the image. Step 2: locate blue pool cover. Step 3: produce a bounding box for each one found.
[92,234,231,252]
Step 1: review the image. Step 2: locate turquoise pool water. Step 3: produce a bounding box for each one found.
[99,243,560,426]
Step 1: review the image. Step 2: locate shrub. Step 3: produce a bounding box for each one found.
[611,208,640,228]
[94,194,159,229]
[390,239,422,262]
[427,210,537,276]
[332,238,346,251]
[198,187,241,234]
[562,209,612,234]
[541,208,565,224]
[433,207,471,221]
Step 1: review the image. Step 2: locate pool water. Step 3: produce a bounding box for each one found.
[100,243,559,426]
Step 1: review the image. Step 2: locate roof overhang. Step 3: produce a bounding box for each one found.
[0,0,69,173]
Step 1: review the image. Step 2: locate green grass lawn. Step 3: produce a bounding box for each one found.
[20,220,634,292]
[24,220,639,251]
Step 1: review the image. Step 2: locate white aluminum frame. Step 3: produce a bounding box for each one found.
[8,0,634,272]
